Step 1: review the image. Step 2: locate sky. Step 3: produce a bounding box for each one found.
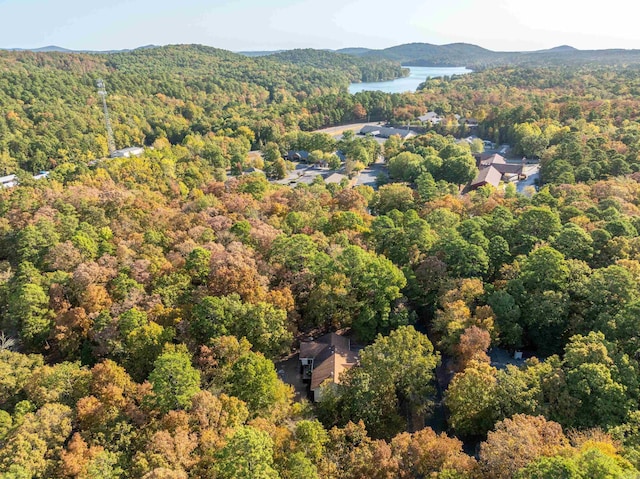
[1,0,640,52]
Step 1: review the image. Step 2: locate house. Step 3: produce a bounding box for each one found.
[111,146,144,158]
[479,154,525,175]
[33,171,50,180]
[418,111,442,124]
[299,333,358,402]
[0,174,18,188]
[469,166,503,189]
[461,117,479,128]
[478,153,506,168]
[469,154,526,190]
[359,125,415,139]
[286,150,310,162]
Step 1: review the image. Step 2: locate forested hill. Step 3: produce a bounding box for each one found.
[0,44,403,172]
[268,48,407,82]
[342,41,640,68]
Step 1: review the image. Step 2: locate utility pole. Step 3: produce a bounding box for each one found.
[96,79,116,157]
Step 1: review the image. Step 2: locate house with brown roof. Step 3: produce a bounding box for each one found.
[469,154,526,190]
[299,333,358,402]
[470,165,503,189]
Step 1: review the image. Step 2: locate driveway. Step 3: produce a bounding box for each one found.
[356,157,387,188]
[275,354,308,402]
[517,165,540,194]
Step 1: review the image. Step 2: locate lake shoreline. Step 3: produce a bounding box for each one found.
[349,66,472,94]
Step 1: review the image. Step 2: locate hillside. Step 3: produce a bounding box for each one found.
[0,44,404,172]
[269,48,407,82]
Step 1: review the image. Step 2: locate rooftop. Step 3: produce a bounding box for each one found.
[470,165,502,189]
[300,333,357,390]
[359,125,415,139]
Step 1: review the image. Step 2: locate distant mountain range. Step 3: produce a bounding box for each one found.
[333,42,640,68]
[2,44,159,54]
[5,42,640,68]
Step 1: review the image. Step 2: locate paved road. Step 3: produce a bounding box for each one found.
[356,157,387,188]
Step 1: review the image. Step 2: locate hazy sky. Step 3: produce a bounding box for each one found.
[1,0,640,52]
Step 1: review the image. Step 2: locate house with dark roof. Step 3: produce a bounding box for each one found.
[285,150,310,162]
[479,153,506,168]
[359,125,415,139]
[469,154,526,190]
[299,333,358,401]
[461,117,479,128]
[469,166,503,189]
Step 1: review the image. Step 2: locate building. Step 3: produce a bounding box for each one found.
[285,150,310,162]
[33,171,50,181]
[0,174,18,188]
[111,146,145,158]
[418,111,442,124]
[0,171,49,189]
[359,125,416,139]
[469,154,526,190]
[478,153,505,168]
[469,166,503,189]
[461,117,479,128]
[299,333,358,402]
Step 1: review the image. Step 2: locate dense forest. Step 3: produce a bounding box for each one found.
[0,45,404,173]
[5,45,640,478]
[414,66,640,185]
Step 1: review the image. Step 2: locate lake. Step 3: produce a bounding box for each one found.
[349,66,472,94]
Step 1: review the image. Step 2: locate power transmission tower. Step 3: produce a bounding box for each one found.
[96,79,116,156]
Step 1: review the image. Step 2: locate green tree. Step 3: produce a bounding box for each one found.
[445,359,498,437]
[355,326,439,432]
[518,246,569,292]
[383,135,404,160]
[191,295,292,358]
[437,234,489,278]
[10,282,53,349]
[215,426,280,479]
[185,247,211,284]
[488,235,511,277]
[294,420,329,462]
[439,154,478,187]
[562,332,637,428]
[415,171,439,202]
[387,152,424,182]
[148,344,201,413]
[552,224,594,261]
[262,142,281,164]
[227,351,283,417]
[373,183,415,214]
[515,207,562,253]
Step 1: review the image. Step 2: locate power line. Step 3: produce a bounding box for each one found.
[96,79,116,157]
